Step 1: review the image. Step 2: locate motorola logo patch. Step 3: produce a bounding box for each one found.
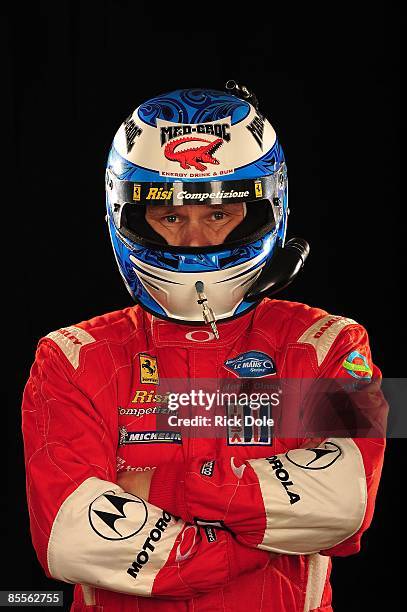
[285,441,342,470]
[88,490,148,540]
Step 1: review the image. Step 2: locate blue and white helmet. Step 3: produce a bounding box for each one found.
[106,86,288,324]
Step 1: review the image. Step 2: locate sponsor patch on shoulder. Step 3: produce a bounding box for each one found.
[223,351,276,378]
[342,350,372,380]
[46,326,95,369]
[297,315,357,366]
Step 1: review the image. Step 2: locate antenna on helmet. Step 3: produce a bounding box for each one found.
[195,281,219,340]
[225,80,259,110]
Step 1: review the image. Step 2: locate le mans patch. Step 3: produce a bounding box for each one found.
[139,354,159,385]
[224,351,276,378]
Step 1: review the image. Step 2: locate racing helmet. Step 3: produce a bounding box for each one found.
[106,83,308,331]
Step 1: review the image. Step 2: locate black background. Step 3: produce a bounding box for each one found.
[5,2,402,610]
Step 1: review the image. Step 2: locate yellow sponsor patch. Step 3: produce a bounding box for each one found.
[139,354,159,385]
[254,181,263,198]
[133,185,141,201]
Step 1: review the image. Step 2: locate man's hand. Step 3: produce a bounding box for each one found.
[117,469,154,500]
[117,467,283,561]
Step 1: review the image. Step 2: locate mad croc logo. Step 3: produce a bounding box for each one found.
[342,350,373,380]
[164,137,223,172]
[157,117,233,178]
[224,351,276,378]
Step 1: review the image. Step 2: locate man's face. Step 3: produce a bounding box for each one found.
[145,203,245,247]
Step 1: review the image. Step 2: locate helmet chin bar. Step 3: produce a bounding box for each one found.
[244,238,310,301]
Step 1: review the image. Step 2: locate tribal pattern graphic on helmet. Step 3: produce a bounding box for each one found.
[138,89,250,126]
[110,88,284,182]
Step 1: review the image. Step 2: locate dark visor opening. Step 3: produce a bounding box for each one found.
[120,199,276,252]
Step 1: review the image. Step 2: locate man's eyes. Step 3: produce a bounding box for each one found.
[163,215,179,223]
[161,211,227,223]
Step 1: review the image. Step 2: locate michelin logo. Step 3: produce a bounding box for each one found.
[122,430,182,444]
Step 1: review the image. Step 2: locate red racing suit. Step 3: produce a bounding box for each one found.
[22,298,386,611]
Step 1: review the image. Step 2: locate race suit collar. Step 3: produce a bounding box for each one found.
[144,308,258,347]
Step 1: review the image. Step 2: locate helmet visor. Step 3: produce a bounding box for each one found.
[106,168,286,250]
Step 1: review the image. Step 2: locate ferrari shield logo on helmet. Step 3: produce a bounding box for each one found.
[132,185,141,201]
[138,354,159,385]
[255,181,263,197]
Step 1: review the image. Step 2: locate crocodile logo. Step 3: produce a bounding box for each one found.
[164,137,223,171]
